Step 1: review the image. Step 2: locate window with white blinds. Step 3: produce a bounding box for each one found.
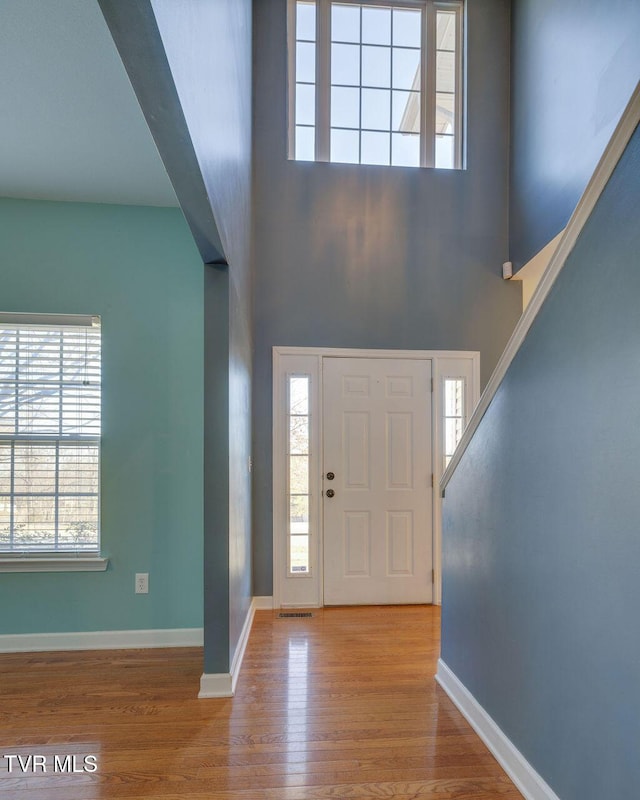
[0,315,101,555]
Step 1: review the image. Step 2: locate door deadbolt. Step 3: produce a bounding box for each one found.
[326,489,335,498]
[326,472,335,480]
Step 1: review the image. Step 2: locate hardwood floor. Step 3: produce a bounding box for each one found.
[0,605,523,799]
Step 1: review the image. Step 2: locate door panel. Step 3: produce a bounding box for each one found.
[344,412,370,488]
[323,357,432,605]
[344,511,371,575]
[387,511,414,575]
[387,413,413,488]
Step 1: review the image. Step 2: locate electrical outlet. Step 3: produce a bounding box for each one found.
[135,573,149,594]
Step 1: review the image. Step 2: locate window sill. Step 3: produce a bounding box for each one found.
[0,557,109,573]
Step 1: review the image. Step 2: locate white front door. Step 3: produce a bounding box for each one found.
[322,357,433,605]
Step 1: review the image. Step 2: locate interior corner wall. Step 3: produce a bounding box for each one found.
[442,124,640,799]
[509,0,640,270]
[0,197,204,635]
[150,0,254,673]
[203,266,230,673]
[251,0,522,596]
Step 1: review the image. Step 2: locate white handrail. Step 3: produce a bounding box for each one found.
[441,80,640,493]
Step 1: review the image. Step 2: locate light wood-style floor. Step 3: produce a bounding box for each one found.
[0,605,523,799]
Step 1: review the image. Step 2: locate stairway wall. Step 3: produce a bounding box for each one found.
[442,123,640,799]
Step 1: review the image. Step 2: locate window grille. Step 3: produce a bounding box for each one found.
[443,377,465,469]
[288,374,311,574]
[290,0,464,168]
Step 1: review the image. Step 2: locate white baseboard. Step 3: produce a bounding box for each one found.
[229,596,256,694]
[0,627,204,654]
[199,595,267,698]
[0,594,274,697]
[436,660,561,800]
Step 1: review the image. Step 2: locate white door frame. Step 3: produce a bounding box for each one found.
[272,346,480,608]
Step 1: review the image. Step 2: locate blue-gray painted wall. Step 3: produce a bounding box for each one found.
[251,0,522,595]
[0,198,204,635]
[150,0,253,673]
[442,123,640,799]
[509,0,640,269]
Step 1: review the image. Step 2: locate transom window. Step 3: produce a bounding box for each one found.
[0,314,101,555]
[289,0,464,168]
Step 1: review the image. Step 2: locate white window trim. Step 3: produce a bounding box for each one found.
[272,346,479,608]
[432,355,479,603]
[285,372,316,578]
[273,352,322,607]
[287,0,465,168]
[0,556,108,573]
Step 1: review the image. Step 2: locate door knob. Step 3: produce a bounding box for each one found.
[326,489,335,498]
[326,472,335,480]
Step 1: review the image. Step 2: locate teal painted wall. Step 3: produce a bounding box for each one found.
[0,197,204,634]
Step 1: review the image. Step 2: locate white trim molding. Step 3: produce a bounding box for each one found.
[436,660,561,800]
[441,80,640,493]
[0,627,203,654]
[199,596,266,699]
[0,557,109,573]
[272,347,480,609]
[229,597,256,694]
[431,355,480,604]
[511,230,565,311]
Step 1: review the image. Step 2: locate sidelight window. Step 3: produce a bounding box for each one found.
[288,375,311,574]
[443,377,465,469]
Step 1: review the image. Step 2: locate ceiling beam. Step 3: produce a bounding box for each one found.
[98,0,227,266]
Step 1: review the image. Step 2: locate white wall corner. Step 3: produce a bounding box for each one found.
[510,230,565,310]
[198,672,233,698]
[435,660,562,800]
[229,598,256,694]
[253,595,274,609]
[199,595,265,699]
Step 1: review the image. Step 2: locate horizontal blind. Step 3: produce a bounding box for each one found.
[0,321,101,554]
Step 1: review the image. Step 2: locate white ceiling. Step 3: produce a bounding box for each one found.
[0,0,178,207]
